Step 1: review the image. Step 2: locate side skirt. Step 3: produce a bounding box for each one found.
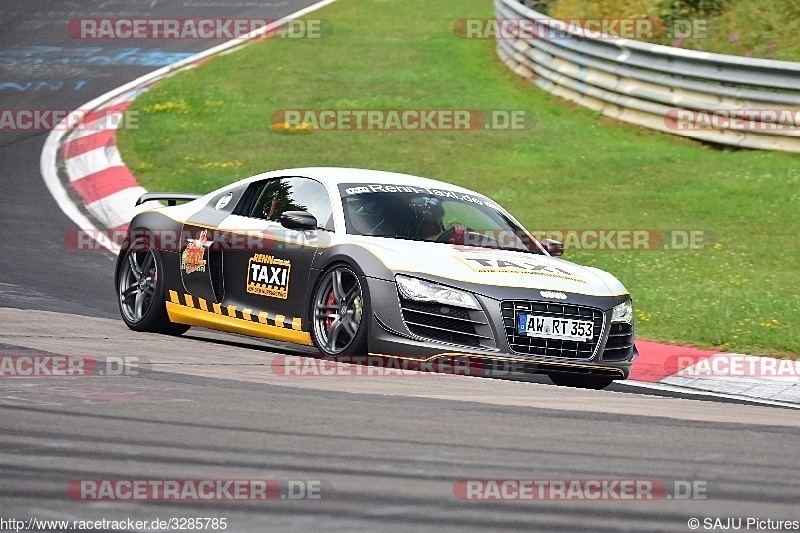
[166,290,313,346]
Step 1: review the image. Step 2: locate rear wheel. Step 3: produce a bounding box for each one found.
[311,265,368,356]
[117,242,190,335]
[548,373,615,390]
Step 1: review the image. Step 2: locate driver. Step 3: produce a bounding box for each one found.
[410,196,466,241]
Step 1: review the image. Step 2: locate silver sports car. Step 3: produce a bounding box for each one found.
[116,167,636,389]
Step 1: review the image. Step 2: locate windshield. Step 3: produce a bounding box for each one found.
[339,183,541,253]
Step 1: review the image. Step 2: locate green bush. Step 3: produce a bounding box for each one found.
[549,0,800,60]
[657,0,725,29]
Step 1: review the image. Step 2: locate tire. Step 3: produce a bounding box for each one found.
[116,241,190,336]
[311,264,368,356]
[548,373,615,390]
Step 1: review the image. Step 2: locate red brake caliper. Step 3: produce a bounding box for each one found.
[324,290,337,333]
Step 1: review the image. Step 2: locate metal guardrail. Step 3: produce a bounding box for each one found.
[495,0,800,152]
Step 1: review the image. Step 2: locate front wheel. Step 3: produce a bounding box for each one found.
[117,242,190,336]
[311,265,368,356]
[548,373,615,390]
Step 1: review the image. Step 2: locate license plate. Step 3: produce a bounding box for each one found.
[516,313,593,342]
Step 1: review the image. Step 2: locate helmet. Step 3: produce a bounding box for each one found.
[408,195,444,217]
[408,195,445,238]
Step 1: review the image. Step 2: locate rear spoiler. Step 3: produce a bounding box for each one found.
[135,192,203,207]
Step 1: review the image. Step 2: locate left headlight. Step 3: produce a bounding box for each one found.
[611,300,633,324]
[395,275,481,310]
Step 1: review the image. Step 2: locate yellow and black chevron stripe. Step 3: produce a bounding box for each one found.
[166,290,313,346]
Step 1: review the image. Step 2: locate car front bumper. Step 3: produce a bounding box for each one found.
[364,277,636,380]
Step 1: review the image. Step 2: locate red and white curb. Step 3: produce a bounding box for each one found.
[37,1,799,408]
[628,341,800,408]
[60,93,149,235]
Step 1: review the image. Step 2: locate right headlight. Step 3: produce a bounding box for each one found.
[611,300,633,324]
[395,275,481,310]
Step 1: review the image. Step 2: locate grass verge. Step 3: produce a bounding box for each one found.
[117,0,800,357]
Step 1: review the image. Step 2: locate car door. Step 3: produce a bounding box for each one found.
[179,186,247,305]
[214,176,335,333]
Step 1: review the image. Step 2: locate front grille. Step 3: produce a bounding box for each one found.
[501,301,603,359]
[602,322,634,361]
[400,300,491,348]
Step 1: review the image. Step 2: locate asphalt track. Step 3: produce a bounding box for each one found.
[1,1,799,531]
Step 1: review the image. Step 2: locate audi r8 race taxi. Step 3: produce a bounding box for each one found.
[116,167,636,389]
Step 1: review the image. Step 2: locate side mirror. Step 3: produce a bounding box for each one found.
[280,211,317,230]
[541,238,564,257]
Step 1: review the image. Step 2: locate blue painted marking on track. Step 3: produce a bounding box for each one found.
[0,81,89,91]
[0,46,193,67]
